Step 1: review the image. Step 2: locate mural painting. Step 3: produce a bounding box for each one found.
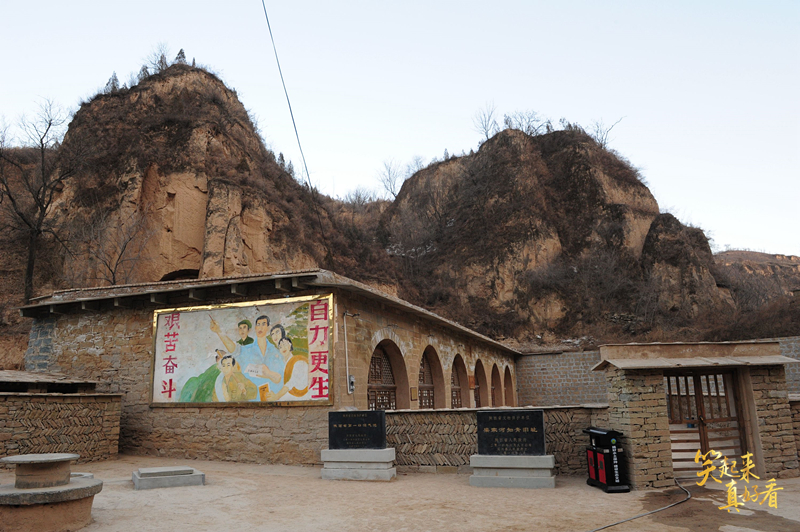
[151,294,333,405]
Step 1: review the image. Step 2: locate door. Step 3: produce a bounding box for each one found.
[664,369,746,478]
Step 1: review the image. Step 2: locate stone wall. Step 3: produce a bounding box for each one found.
[386,405,608,476]
[605,368,673,490]
[778,337,800,394]
[516,351,606,406]
[749,366,799,479]
[0,393,121,463]
[791,397,800,457]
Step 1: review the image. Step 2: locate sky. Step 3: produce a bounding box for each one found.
[3,1,799,256]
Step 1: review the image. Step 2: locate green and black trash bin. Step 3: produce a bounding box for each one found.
[584,427,630,493]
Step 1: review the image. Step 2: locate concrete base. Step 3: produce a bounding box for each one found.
[132,468,205,490]
[469,454,556,489]
[321,448,396,481]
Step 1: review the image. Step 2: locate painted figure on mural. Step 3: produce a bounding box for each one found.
[239,315,283,392]
[266,337,310,401]
[219,354,257,401]
[209,317,254,353]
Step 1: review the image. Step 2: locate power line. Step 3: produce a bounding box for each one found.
[260,1,335,269]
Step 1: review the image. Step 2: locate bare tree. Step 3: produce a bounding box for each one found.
[79,204,154,285]
[405,155,425,177]
[473,102,499,142]
[0,100,85,302]
[342,187,376,214]
[589,117,624,149]
[377,160,403,200]
[503,110,545,136]
[146,43,171,73]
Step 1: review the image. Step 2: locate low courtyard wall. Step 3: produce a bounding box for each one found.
[791,395,800,458]
[386,405,608,475]
[516,351,607,406]
[0,393,121,463]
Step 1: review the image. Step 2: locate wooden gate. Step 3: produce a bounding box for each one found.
[664,370,746,478]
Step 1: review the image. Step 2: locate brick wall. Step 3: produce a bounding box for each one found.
[516,351,607,406]
[778,337,800,394]
[386,405,608,476]
[749,366,799,479]
[0,393,121,463]
[605,368,673,490]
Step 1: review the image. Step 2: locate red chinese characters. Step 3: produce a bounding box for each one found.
[161,312,181,400]
[307,300,330,400]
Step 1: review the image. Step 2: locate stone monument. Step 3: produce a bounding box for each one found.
[321,410,396,481]
[469,409,556,488]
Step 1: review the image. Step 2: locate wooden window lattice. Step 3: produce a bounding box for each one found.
[368,348,397,411]
[451,367,462,408]
[419,354,435,409]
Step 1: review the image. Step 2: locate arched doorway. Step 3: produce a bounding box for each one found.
[418,346,445,409]
[367,340,410,410]
[451,355,469,408]
[474,360,489,408]
[504,366,515,406]
[491,364,503,406]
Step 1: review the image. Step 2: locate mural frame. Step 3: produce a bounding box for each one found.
[148,293,334,408]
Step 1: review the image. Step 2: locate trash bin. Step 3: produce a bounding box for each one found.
[583,427,630,493]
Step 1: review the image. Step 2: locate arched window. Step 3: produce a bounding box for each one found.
[504,366,515,406]
[451,368,461,408]
[491,364,503,406]
[368,347,396,411]
[451,355,468,409]
[474,359,489,408]
[418,353,435,409]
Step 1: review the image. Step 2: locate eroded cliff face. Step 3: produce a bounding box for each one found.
[56,65,321,286]
[382,129,712,340]
[641,214,735,321]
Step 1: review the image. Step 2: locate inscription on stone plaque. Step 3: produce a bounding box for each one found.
[328,410,386,450]
[477,409,545,456]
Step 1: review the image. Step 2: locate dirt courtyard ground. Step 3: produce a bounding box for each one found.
[2,454,798,532]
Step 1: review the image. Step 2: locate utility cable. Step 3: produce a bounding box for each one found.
[260,1,336,269]
[582,478,692,532]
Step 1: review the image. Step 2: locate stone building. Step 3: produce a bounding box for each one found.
[21,269,518,464]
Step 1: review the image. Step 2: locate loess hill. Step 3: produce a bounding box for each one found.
[0,65,795,367]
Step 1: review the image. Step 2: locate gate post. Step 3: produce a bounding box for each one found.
[604,368,674,490]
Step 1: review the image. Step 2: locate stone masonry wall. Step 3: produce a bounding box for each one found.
[0,393,121,463]
[778,337,800,394]
[24,305,330,464]
[516,351,606,406]
[749,366,799,479]
[605,368,673,490]
[791,398,800,458]
[386,405,608,476]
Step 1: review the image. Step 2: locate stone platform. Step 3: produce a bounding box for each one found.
[469,454,556,489]
[132,466,205,490]
[0,453,103,532]
[321,448,396,481]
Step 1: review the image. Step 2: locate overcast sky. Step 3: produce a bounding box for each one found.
[3,1,798,255]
